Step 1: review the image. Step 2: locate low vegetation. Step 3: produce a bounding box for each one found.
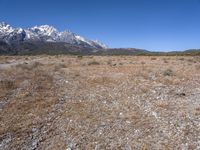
[0,55,200,149]
[163,69,174,76]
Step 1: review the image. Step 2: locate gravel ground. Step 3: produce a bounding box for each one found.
[0,55,200,150]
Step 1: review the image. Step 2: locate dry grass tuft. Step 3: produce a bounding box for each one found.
[88,60,100,65]
[54,63,68,71]
[163,68,174,76]
[0,79,16,90]
[16,61,43,70]
[163,58,169,63]
[151,57,157,60]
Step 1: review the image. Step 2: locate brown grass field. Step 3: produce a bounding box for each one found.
[0,55,200,149]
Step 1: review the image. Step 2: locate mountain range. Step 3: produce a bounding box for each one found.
[0,22,107,49]
[0,22,200,55]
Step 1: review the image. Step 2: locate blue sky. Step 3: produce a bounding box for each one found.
[1,0,200,51]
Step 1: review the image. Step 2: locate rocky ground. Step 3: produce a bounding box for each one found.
[0,55,200,150]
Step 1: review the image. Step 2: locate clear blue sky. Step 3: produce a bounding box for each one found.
[1,0,200,51]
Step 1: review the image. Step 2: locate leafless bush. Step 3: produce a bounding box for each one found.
[31,61,43,68]
[33,70,53,91]
[88,60,100,65]
[187,59,196,63]
[54,63,68,71]
[179,58,185,61]
[77,55,83,59]
[107,60,112,65]
[163,58,168,63]
[0,79,16,90]
[195,65,200,70]
[151,57,157,60]
[163,69,174,76]
[16,61,43,70]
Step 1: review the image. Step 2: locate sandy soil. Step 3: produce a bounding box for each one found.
[0,55,200,150]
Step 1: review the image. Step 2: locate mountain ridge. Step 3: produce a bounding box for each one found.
[0,22,107,49]
[1,22,200,55]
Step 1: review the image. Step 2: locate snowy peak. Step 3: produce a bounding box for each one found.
[30,25,58,36]
[26,25,59,42]
[0,22,14,34]
[0,22,107,49]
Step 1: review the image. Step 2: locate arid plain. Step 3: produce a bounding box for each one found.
[0,55,200,149]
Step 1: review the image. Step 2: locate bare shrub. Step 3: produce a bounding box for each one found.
[163,58,168,63]
[187,59,196,63]
[163,69,174,76]
[151,57,157,60]
[77,55,83,59]
[88,60,100,65]
[16,61,43,70]
[54,63,68,71]
[33,70,53,91]
[164,60,168,63]
[89,76,114,85]
[107,60,112,65]
[195,65,200,70]
[179,58,185,61]
[31,61,43,68]
[0,80,16,90]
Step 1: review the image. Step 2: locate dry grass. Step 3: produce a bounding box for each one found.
[0,80,16,90]
[87,60,100,65]
[163,68,174,76]
[0,55,200,149]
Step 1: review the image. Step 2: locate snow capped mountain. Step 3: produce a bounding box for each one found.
[0,22,107,49]
[0,22,14,34]
[25,25,59,42]
[0,22,26,43]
